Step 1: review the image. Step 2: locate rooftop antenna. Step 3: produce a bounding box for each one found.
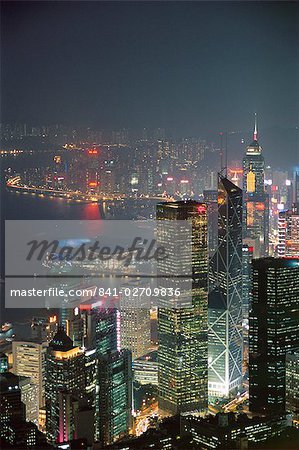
[219,132,224,175]
[225,131,228,178]
[219,131,228,178]
[253,112,258,141]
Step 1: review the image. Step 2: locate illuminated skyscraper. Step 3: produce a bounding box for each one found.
[208,175,243,397]
[157,200,208,414]
[79,304,132,443]
[203,189,218,258]
[242,242,254,323]
[286,352,299,420]
[45,327,85,444]
[19,376,39,425]
[294,170,299,207]
[249,258,299,415]
[95,349,132,446]
[0,372,43,447]
[92,307,119,354]
[278,205,299,257]
[243,114,269,258]
[31,315,58,342]
[12,340,48,413]
[120,280,151,360]
[0,353,8,373]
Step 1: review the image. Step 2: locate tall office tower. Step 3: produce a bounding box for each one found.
[19,376,39,425]
[31,315,58,342]
[203,189,218,258]
[85,147,100,194]
[208,175,243,398]
[0,373,26,424]
[12,340,48,412]
[85,348,97,407]
[91,307,118,354]
[95,349,132,446]
[133,351,158,386]
[249,258,299,415]
[0,352,8,373]
[243,114,269,258]
[45,327,85,444]
[277,205,299,257]
[157,200,208,414]
[68,309,85,348]
[286,352,299,420]
[242,243,254,323]
[120,280,151,360]
[82,304,133,443]
[71,304,118,352]
[294,171,299,207]
[0,372,46,447]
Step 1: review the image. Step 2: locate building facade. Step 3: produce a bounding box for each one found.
[45,327,85,444]
[278,205,299,257]
[242,115,269,258]
[95,349,133,446]
[133,351,158,386]
[12,340,48,412]
[208,176,243,397]
[249,258,299,415]
[286,352,299,420]
[157,200,208,414]
[120,280,151,360]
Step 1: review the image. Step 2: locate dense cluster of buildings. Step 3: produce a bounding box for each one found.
[1,117,299,449]
[13,137,212,199]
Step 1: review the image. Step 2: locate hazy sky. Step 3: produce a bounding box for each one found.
[1,1,298,139]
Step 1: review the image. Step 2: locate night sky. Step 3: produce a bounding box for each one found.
[1,2,298,143]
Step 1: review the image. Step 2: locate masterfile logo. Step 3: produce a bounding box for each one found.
[5,219,193,309]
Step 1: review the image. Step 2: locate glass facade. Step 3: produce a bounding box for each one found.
[278,206,299,257]
[208,176,243,397]
[157,200,208,414]
[249,258,299,415]
[95,349,132,446]
[0,353,8,374]
[120,279,151,360]
[286,352,299,420]
[45,328,85,444]
[242,136,269,259]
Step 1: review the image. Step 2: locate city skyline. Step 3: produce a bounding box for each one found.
[1,1,299,449]
[1,1,299,167]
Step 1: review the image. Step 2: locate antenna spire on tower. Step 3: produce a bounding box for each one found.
[253,112,258,141]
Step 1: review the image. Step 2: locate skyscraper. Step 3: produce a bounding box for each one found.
[120,280,151,360]
[19,376,39,425]
[45,327,85,444]
[90,306,118,354]
[203,189,218,258]
[31,315,58,342]
[242,242,254,324]
[95,349,132,446]
[294,170,299,207]
[249,258,299,415]
[80,303,133,444]
[0,353,8,373]
[243,114,269,258]
[208,175,243,397]
[157,200,208,414]
[286,352,299,420]
[12,340,48,413]
[0,372,40,447]
[278,205,299,257]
